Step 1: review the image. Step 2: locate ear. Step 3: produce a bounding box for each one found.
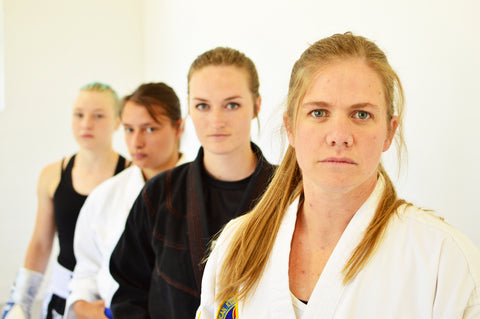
[284,112,295,148]
[174,119,185,139]
[383,116,398,152]
[253,96,262,119]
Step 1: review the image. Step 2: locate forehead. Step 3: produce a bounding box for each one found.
[74,90,115,111]
[122,100,170,123]
[189,65,250,96]
[302,58,385,107]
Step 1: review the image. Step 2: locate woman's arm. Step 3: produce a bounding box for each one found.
[2,162,60,319]
[23,162,59,272]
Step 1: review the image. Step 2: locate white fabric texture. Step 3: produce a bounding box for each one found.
[64,155,187,319]
[41,262,72,319]
[2,267,43,319]
[197,177,480,319]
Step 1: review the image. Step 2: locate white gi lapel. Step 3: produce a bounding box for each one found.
[262,198,300,318]
[304,177,384,319]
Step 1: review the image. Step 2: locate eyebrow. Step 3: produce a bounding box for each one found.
[301,101,329,109]
[301,101,379,109]
[191,95,243,102]
[123,122,159,127]
[73,107,107,112]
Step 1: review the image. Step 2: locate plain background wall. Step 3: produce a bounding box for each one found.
[1,0,479,304]
[144,0,480,247]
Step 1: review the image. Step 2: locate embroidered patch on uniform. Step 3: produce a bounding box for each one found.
[216,295,238,319]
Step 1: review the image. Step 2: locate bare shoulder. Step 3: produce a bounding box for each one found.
[38,156,72,197]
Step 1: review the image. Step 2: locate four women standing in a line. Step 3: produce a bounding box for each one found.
[4,33,480,319]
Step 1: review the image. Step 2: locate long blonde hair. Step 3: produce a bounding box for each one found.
[216,32,408,303]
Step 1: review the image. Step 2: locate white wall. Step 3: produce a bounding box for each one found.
[144,0,480,247]
[1,0,479,306]
[0,0,144,302]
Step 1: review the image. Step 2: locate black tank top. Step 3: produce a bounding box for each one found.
[53,154,127,271]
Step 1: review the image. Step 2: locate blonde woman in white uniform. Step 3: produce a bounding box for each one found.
[197,33,480,318]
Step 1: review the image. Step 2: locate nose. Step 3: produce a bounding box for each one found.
[133,131,145,149]
[210,107,226,129]
[325,117,353,148]
[81,115,94,129]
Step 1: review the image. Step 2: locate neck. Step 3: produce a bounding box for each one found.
[203,143,257,181]
[75,147,118,170]
[141,152,181,181]
[300,176,377,240]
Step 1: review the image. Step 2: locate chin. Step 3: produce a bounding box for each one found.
[205,145,234,156]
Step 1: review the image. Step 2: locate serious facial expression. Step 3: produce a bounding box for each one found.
[287,58,397,195]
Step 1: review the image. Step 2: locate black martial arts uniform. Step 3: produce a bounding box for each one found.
[110,143,275,319]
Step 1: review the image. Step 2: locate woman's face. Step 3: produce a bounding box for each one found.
[286,58,397,195]
[188,65,260,158]
[72,90,119,150]
[122,100,182,178]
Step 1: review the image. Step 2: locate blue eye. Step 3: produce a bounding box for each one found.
[95,114,105,119]
[311,109,327,118]
[226,102,240,110]
[354,111,371,120]
[74,112,83,118]
[196,103,208,110]
[124,127,133,133]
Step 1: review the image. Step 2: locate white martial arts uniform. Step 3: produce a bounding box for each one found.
[197,177,480,319]
[64,156,186,319]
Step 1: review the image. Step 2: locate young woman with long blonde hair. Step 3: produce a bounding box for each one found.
[197,33,480,318]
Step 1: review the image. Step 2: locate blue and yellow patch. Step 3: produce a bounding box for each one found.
[216,295,238,319]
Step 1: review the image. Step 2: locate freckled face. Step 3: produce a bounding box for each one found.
[188,65,259,158]
[286,58,397,195]
[72,91,119,150]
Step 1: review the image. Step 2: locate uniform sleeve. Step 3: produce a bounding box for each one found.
[64,190,104,319]
[432,235,480,319]
[109,188,155,319]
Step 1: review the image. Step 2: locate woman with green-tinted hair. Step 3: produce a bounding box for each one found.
[2,82,129,319]
[196,33,480,318]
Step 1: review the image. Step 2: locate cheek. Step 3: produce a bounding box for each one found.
[153,130,176,148]
[237,116,252,134]
[190,115,204,132]
[361,134,386,163]
[125,136,136,150]
[294,123,319,145]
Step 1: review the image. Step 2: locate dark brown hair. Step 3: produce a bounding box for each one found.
[120,82,181,125]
